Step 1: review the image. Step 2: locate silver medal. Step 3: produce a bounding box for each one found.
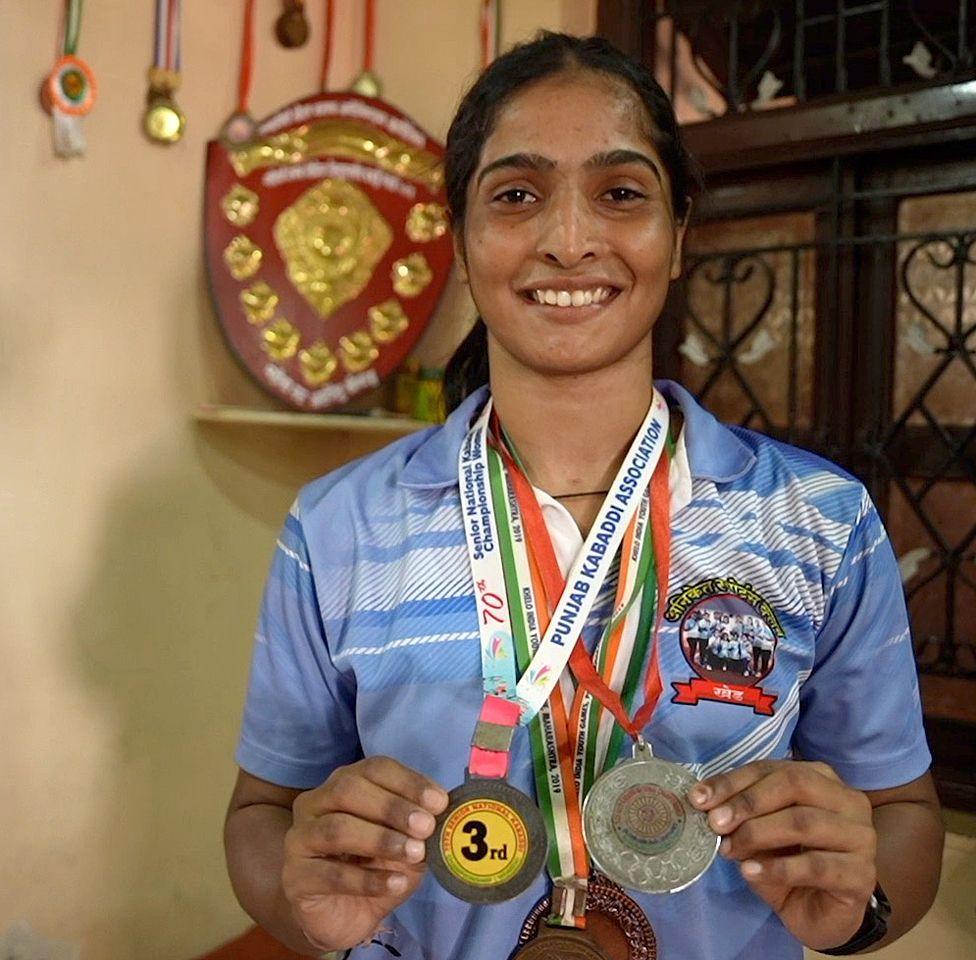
[582,739,718,894]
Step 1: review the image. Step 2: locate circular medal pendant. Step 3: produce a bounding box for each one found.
[219,110,257,148]
[426,776,547,903]
[47,55,97,116]
[144,96,186,143]
[350,69,382,98]
[513,873,657,960]
[511,928,609,960]
[582,744,718,894]
[275,5,310,47]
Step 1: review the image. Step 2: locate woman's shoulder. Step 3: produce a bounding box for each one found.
[296,422,442,519]
[664,378,871,534]
[698,426,881,591]
[292,387,488,529]
[723,424,871,529]
[727,425,858,481]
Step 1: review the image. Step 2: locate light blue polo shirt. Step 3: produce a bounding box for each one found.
[236,381,930,960]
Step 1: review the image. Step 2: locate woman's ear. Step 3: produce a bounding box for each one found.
[670,197,692,280]
[452,230,469,284]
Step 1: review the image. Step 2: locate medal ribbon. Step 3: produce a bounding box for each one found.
[62,0,82,57]
[363,0,376,73]
[511,441,672,766]
[153,0,181,73]
[319,0,335,92]
[461,394,669,720]
[498,434,671,924]
[233,0,359,110]
[459,392,670,923]
[480,0,501,69]
[485,444,592,922]
[235,0,257,116]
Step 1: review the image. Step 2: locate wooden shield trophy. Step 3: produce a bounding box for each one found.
[204,2,452,411]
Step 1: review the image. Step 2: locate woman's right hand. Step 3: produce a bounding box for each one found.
[282,756,450,952]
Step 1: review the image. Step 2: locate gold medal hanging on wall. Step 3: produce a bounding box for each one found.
[204,0,454,412]
[144,0,186,144]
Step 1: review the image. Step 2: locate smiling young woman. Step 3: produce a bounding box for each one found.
[224,32,943,960]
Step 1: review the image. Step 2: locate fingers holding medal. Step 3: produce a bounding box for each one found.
[280,756,450,951]
[284,755,448,898]
[689,759,875,890]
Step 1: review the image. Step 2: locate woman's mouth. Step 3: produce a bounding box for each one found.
[520,286,621,308]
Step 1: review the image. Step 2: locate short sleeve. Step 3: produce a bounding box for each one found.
[235,503,361,789]
[792,490,931,791]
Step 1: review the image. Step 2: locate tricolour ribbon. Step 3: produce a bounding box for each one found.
[459,391,672,926]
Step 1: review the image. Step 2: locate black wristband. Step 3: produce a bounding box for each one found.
[819,884,891,956]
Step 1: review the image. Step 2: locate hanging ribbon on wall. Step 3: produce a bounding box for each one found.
[42,0,97,158]
[144,0,186,144]
[480,0,501,68]
[349,0,380,97]
[318,0,335,92]
[219,0,259,147]
[203,0,454,412]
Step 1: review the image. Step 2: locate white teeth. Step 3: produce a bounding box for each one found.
[531,287,615,307]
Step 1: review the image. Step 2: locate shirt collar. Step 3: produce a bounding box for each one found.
[398,379,755,489]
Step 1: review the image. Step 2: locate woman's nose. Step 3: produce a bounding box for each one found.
[535,191,601,267]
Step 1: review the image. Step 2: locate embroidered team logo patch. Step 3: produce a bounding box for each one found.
[666,577,784,715]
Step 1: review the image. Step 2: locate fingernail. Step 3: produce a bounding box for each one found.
[741,860,762,878]
[689,786,710,806]
[387,874,409,893]
[409,810,435,835]
[404,838,425,862]
[422,787,447,812]
[711,805,733,828]
[719,838,731,857]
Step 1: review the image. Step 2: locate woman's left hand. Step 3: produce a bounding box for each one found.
[689,759,877,951]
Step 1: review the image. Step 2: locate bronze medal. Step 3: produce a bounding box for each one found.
[511,873,657,960]
[275,1,310,48]
[511,927,609,960]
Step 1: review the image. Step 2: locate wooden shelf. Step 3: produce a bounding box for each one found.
[194,404,430,435]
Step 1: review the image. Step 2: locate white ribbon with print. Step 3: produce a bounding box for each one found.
[459,391,670,722]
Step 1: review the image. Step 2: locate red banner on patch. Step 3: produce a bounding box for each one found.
[671,678,777,715]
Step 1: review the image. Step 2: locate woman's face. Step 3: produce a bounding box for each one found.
[457,70,686,380]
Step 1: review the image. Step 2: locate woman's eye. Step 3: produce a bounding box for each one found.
[604,186,646,203]
[492,188,537,205]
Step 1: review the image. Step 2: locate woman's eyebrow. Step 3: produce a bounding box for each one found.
[475,153,555,186]
[475,149,663,187]
[585,149,663,183]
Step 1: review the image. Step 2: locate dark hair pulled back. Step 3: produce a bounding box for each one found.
[442,31,697,413]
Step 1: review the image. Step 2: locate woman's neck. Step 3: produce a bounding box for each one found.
[488,343,656,500]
